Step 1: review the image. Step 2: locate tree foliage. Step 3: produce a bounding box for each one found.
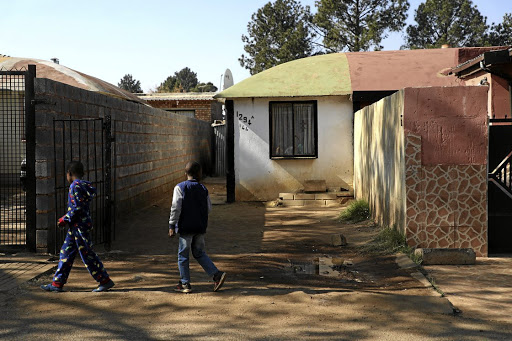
[239,0,316,75]
[488,13,512,46]
[314,0,409,52]
[190,82,218,92]
[157,68,217,93]
[157,67,200,92]
[157,75,180,93]
[404,0,488,49]
[175,67,198,92]
[118,74,142,93]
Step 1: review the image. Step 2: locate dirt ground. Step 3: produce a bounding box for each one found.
[1,201,511,340]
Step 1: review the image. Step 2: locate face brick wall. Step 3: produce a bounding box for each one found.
[147,99,221,122]
[33,79,212,253]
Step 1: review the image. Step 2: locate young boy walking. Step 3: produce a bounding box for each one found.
[169,161,226,293]
[41,161,115,292]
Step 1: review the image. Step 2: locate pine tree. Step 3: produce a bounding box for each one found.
[118,74,142,93]
[314,0,410,52]
[239,0,316,75]
[404,0,488,49]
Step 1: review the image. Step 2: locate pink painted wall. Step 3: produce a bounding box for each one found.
[490,73,511,119]
[402,86,489,256]
[403,86,488,165]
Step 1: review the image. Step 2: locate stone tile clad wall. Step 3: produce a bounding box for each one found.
[403,86,489,256]
[33,79,211,252]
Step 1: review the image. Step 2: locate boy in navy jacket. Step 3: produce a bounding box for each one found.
[41,161,114,292]
[169,161,226,293]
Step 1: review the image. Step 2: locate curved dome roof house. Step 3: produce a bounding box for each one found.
[0,54,145,104]
[215,47,511,100]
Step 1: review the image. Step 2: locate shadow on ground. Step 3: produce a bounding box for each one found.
[1,201,511,340]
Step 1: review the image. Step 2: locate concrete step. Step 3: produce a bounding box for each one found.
[279,197,352,207]
[278,192,353,207]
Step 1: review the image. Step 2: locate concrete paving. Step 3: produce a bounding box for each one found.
[424,256,512,324]
[0,254,55,292]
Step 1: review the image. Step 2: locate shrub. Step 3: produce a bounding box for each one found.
[339,199,370,223]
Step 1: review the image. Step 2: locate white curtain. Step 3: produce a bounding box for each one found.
[293,103,314,156]
[272,103,293,156]
[271,102,314,157]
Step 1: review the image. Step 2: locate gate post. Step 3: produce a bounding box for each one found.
[103,115,113,250]
[25,65,36,252]
[226,100,235,203]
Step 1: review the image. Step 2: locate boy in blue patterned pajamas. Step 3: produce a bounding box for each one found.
[41,161,115,292]
[169,161,226,293]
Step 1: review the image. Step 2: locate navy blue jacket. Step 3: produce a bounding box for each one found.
[169,180,211,234]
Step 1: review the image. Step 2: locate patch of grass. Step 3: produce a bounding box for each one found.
[361,226,423,265]
[425,275,445,297]
[339,199,370,223]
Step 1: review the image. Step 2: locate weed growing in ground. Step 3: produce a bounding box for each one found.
[339,200,370,223]
[361,226,422,264]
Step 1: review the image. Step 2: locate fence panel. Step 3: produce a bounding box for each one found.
[213,124,226,176]
[0,66,35,250]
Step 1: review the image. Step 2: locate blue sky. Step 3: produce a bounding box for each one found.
[1,0,511,92]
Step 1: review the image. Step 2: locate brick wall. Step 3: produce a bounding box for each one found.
[33,79,212,253]
[148,99,221,122]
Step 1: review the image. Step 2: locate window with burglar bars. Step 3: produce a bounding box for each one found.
[270,101,318,158]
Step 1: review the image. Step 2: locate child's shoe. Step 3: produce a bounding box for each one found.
[92,279,115,292]
[213,271,226,292]
[175,281,192,293]
[40,283,63,292]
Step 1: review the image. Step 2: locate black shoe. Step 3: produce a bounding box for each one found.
[175,281,192,293]
[213,271,226,292]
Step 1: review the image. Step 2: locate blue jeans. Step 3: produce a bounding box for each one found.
[178,233,218,284]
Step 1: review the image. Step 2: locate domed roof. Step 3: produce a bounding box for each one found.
[216,53,352,98]
[0,55,144,103]
[214,48,488,99]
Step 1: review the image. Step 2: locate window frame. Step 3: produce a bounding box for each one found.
[268,100,318,160]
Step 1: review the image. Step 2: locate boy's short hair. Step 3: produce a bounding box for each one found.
[67,161,85,178]
[185,161,201,179]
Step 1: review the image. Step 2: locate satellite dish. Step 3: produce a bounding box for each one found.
[223,69,234,90]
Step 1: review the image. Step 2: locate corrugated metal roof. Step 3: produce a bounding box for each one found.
[450,47,512,75]
[0,56,145,104]
[215,53,352,99]
[138,92,218,101]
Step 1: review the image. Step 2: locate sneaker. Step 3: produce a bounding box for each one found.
[92,279,115,292]
[40,283,63,292]
[175,281,192,293]
[213,271,226,292]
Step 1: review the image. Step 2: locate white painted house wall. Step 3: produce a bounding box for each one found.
[233,96,353,201]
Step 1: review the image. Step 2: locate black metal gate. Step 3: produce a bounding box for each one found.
[488,121,512,253]
[52,116,115,254]
[0,65,36,251]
